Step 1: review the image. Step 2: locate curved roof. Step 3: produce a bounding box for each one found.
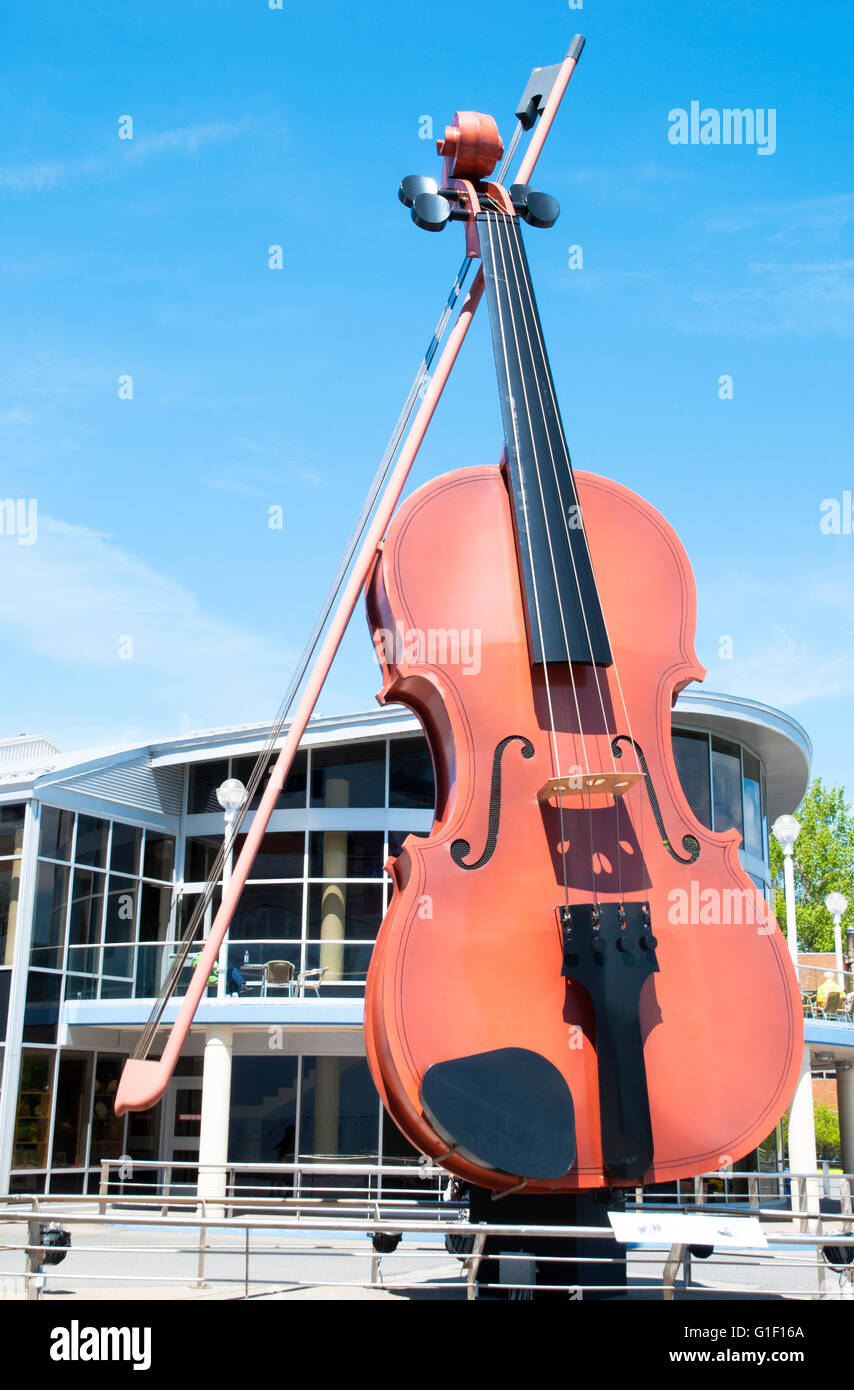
[673,689,811,821]
[1,692,811,823]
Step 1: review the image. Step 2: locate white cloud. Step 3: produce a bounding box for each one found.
[699,562,854,710]
[0,122,248,194]
[0,514,295,732]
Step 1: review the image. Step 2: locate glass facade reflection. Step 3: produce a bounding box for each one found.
[671,726,770,883]
[1,714,786,1192]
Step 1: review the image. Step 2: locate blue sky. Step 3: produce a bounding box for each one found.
[1,1,853,809]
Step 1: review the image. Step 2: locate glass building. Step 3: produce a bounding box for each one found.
[0,694,814,1195]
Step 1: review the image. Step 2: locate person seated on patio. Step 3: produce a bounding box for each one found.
[190,953,246,995]
[816,973,843,1014]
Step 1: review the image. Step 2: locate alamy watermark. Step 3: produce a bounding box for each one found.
[668,103,776,156]
[0,497,37,545]
[50,1321,151,1371]
[668,881,773,934]
[373,622,482,676]
[820,491,853,534]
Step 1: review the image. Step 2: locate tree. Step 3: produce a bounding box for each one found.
[769,778,854,954]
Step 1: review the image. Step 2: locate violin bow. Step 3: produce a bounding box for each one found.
[115,34,586,1116]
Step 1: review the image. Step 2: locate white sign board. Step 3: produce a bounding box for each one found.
[608,1211,767,1249]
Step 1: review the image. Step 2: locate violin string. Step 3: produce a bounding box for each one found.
[510,216,648,898]
[484,213,574,907]
[504,215,627,904]
[488,211,597,907]
[495,211,601,903]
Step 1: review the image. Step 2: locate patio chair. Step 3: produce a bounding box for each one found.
[295,966,328,997]
[261,960,295,997]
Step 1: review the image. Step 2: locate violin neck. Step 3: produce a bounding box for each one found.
[477,211,612,669]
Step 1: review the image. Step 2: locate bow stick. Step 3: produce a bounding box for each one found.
[116,34,586,1116]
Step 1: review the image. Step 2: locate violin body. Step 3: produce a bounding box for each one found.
[365,462,802,1192]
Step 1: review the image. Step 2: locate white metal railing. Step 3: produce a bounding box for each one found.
[1,1164,852,1302]
[94,1156,449,1209]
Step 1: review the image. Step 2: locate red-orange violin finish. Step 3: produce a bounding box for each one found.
[363,88,802,1191]
[365,465,802,1192]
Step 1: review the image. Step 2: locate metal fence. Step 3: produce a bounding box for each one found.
[1,1162,852,1302]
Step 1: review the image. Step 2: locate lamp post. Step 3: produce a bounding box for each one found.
[772,815,801,972]
[197,777,245,1217]
[216,778,247,894]
[825,891,848,983]
[216,778,246,995]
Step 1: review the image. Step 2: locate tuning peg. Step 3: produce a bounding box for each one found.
[411,191,452,232]
[509,183,560,229]
[399,175,439,208]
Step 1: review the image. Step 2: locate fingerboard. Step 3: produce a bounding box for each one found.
[477,211,611,667]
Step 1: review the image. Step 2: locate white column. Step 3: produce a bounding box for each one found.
[0,802,42,1191]
[782,850,799,970]
[787,1043,818,1227]
[838,1062,854,1177]
[197,1026,233,1217]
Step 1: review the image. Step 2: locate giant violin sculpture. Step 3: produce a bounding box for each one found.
[364,96,803,1191]
[115,40,802,1187]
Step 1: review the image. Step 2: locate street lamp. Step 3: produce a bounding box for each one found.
[772,815,801,971]
[216,779,246,995]
[216,778,246,890]
[825,891,849,981]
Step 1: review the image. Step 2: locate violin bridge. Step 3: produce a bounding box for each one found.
[538,772,645,803]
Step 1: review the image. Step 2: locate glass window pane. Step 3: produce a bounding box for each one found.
[14,1052,54,1169]
[39,806,74,863]
[185,836,222,883]
[298,1056,378,1161]
[90,1056,125,1163]
[136,885,173,996]
[0,803,25,857]
[232,750,307,811]
[110,822,141,876]
[304,942,375,992]
[99,976,133,999]
[671,730,712,830]
[65,974,98,1001]
[309,831,383,879]
[68,868,105,974]
[230,885,303,942]
[712,736,744,838]
[187,760,229,814]
[23,970,62,1043]
[0,968,11,1041]
[76,815,109,868]
[104,878,137,944]
[143,832,175,882]
[389,738,435,810]
[52,1055,91,1167]
[307,882,384,941]
[1,861,21,966]
[387,829,428,862]
[234,832,304,880]
[310,744,385,809]
[126,1105,161,1182]
[31,862,69,969]
[139,883,172,942]
[742,750,763,859]
[229,1056,299,1165]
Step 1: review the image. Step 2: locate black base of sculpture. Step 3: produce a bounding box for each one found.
[467,1186,627,1301]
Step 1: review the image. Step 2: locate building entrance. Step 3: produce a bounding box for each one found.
[160,1075,203,1196]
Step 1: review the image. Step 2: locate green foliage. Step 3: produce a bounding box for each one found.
[769,778,854,954]
[813,1105,842,1164]
[781,1104,842,1165]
